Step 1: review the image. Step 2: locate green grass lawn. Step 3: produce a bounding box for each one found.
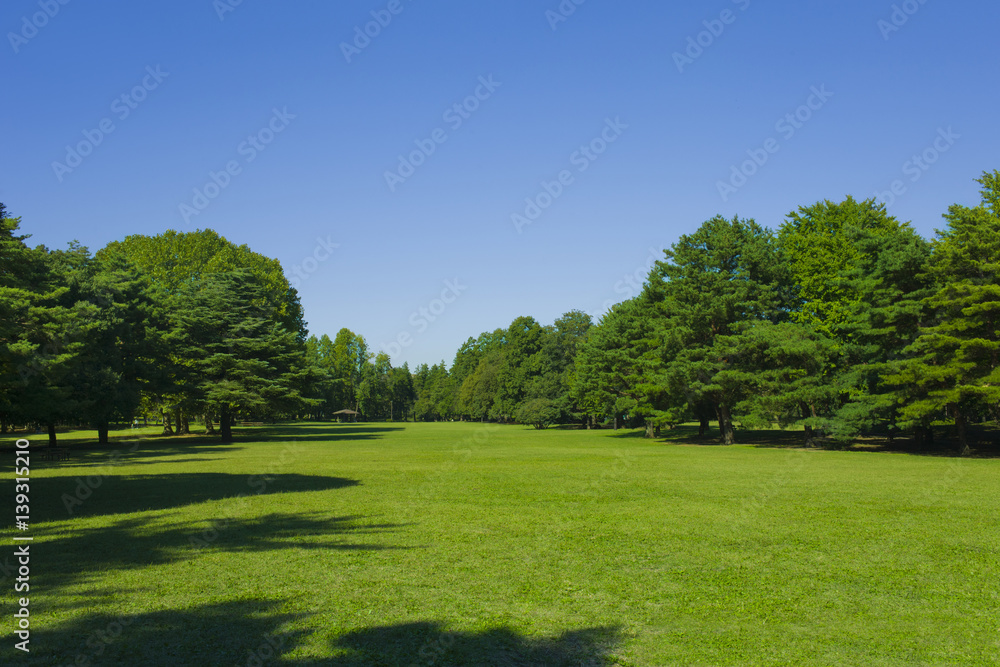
[2,422,998,665]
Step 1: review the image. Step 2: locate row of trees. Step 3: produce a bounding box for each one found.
[2,170,997,451]
[0,218,423,444]
[304,330,416,422]
[407,310,593,426]
[409,171,999,454]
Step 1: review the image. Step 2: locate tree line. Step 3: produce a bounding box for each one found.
[407,170,1000,454]
[1,169,997,452]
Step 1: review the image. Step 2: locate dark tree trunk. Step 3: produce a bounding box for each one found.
[47,421,57,448]
[914,424,934,449]
[953,407,970,456]
[220,405,232,442]
[698,418,710,437]
[718,403,735,445]
[644,420,655,439]
[97,421,109,445]
[613,415,618,431]
[180,414,190,435]
[204,414,215,435]
[161,408,174,435]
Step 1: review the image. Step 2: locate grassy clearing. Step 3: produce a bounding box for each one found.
[2,422,998,665]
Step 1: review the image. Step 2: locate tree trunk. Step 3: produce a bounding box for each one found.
[644,420,655,439]
[220,405,232,442]
[205,414,215,435]
[718,403,735,445]
[97,420,109,445]
[698,417,710,437]
[161,408,174,435]
[613,415,618,431]
[954,407,970,456]
[47,421,57,448]
[180,414,190,435]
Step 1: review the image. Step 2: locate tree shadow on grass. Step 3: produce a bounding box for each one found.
[3,423,406,462]
[22,472,359,522]
[5,602,623,667]
[323,621,624,666]
[34,511,409,592]
[1,437,245,473]
[2,599,311,666]
[655,422,1000,459]
[244,423,407,444]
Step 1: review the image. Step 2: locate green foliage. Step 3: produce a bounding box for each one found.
[888,171,1000,453]
[99,228,305,337]
[515,397,560,429]
[778,197,900,334]
[169,270,313,441]
[652,215,793,443]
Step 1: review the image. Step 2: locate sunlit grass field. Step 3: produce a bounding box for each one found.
[1,422,998,665]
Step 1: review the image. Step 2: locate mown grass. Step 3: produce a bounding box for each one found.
[1,422,998,665]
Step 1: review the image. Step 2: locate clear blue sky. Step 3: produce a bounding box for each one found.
[2,1,997,368]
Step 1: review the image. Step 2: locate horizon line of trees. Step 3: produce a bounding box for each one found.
[1,169,997,453]
[407,170,1000,455]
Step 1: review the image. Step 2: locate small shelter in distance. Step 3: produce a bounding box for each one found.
[332,409,359,423]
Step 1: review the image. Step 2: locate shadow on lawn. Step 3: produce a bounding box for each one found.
[648,423,1000,458]
[35,511,407,591]
[25,472,359,521]
[3,438,244,473]
[9,599,309,666]
[243,423,407,444]
[6,423,407,469]
[13,602,622,667]
[324,621,623,666]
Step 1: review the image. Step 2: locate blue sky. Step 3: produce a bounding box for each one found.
[2,0,997,368]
